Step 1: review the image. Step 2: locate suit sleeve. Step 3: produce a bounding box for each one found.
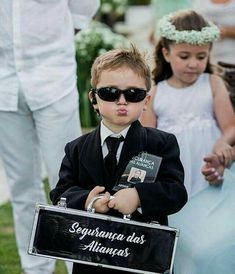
[134,133,187,219]
[49,142,89,209]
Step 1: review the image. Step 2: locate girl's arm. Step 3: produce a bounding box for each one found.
[140,85,158,128]
[211,74,235,167]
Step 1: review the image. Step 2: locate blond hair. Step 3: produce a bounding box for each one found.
[91,45,151,91]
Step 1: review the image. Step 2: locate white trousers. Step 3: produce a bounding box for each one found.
[0,89,81,274]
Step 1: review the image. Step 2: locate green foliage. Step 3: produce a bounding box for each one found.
[95,0,128,29]
[75,22,129,128]
[98,0,128,19]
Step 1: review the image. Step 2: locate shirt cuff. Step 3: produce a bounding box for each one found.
[72,14,91,30]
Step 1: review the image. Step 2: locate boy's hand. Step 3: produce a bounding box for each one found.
[85,186,110,213]
[108,188,140,215]
[202,154,224,185]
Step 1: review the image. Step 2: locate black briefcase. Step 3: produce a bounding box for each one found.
[28,197,179,274]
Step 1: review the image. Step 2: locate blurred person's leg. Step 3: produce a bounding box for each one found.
[34,89,82,274]
[0,90,55,274]
[34,89,81,189]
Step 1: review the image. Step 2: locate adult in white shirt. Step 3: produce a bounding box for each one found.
[0,1,100,274]
[193,0,235,64]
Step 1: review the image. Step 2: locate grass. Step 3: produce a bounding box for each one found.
[0,202,20,274]
[0,180,67,274]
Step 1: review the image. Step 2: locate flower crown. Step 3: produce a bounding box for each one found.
[158,13,220,45]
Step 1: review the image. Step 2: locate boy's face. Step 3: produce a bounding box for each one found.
[90,66,150,133]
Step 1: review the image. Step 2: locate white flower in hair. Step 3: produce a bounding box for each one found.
[158,13,220,45]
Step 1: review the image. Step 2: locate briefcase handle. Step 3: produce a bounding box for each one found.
[87,194,131,220]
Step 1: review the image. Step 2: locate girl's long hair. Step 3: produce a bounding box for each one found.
[152,10,213,85]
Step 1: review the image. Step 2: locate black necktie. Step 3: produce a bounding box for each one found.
[104,136,124,178]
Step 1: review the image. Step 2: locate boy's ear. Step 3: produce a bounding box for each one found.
[91,97,97,105]
[162,47,170,63]
[143,93,151,111]
[89,90,100,116]
[89,90,97,105]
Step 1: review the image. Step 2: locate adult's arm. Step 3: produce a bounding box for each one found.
[68,0,100,30]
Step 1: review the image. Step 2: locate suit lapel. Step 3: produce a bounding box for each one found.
[116,120,147,177]
[80,121,147,189]
[80,126,105,186]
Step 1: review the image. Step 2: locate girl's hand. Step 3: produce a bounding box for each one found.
[108,188,140,215]
[85,186,110,213]
[202,154,225,185]
[213,140,234,167]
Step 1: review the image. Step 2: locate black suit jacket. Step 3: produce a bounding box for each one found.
[129,176,141,183]
[50,120,187,274]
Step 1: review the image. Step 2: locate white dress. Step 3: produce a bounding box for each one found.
[153,73,235,274]
[154,73,221,197]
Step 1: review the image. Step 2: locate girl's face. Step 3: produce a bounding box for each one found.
[90,66,150,133]
[162,43,211,88]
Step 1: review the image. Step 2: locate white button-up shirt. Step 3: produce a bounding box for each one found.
[0,0,100,111]
[100,121,130,162]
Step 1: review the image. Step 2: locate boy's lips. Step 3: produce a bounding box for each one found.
[117,108,128,115]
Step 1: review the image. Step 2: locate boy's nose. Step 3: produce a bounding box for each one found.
[117,93,127,104]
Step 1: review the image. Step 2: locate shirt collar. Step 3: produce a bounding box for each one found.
[100,121,130,146]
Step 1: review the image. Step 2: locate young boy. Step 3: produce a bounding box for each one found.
[50,45,188,274]
[129,168,142,183]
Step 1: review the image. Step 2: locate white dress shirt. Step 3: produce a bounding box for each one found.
[0,0,100,111]
[100,121,130,162]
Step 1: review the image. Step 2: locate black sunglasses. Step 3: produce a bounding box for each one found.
[92,87,147,103]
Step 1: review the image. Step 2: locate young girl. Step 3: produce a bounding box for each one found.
[141,10,235,274]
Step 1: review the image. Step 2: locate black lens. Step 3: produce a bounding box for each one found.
[124,88,147,102]
[95,87,147,102]
[97,87,119,102]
